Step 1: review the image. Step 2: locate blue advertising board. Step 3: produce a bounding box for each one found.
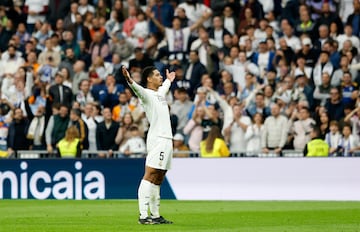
[0,159,176,200]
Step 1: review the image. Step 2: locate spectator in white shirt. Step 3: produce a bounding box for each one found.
[337,25,360,51]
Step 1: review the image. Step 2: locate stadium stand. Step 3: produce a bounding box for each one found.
[1,0,360,158]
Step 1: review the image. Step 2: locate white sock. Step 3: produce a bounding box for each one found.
[138,179,152,219]
[150,183,160,218]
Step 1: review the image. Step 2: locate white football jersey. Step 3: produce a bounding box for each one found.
[130,80,173,140]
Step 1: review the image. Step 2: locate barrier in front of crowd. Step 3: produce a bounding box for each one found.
[13,149,306,158]
[1,156,360,200]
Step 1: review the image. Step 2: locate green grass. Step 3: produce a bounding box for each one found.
[1,200,360,232]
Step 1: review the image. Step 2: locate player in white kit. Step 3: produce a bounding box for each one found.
[122,66,175,225]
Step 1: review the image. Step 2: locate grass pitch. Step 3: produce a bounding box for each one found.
[1,200,360,232]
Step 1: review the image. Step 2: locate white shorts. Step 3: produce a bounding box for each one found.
[146,137,173,170]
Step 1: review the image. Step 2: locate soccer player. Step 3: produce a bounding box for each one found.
[122,66,175,225]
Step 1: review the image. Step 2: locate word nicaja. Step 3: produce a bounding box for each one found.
[0,161,105,199]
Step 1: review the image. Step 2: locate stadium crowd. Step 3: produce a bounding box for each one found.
[0,0,359,158]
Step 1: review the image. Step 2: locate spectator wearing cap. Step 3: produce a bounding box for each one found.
[297,36,319,68]
[48,71,73,108]
[252,38,275,80]
[69,108,89,150]
[313,50,334,86]
[173,133,189,157]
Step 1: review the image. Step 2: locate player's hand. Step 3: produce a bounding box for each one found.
[122,66,130,78]
[122,66,133,84]
[166,69,176,82]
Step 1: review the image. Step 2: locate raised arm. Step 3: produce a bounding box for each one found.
[189,11,212,32]
[158,69,176,96]
[146,9,165,33]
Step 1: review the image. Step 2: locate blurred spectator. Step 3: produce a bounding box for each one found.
[183,50,207,96]
[24,0,49,34]
[289,107,315,150]
[0,45,25,79]
[326,86,344,121]
[338,123,359,156]
[119,125,146,157]
[303,126,329,157]
[313,50,334,86]
[313,72,331,106]
[346,0,360,36]
[325,120,342,156]
[337,24,360,51]
[78,0,95,16]
[7,108,30,157]
[57,126,81,158]
[128,47,154,73]
[112,92,134,122]
[110,32,134,62]
[295,5,315,38]
[183,106,206,152]
[89,31,110,63]
[177,0,212,28]
[69,13,91,49]
[190,26,219,75]
[222,5,238,36]
[96,107,119,157]
[148,10,209,63]
[82,102,97,152]
[172,133,190,157]
[171,87,193,133]
[332,55,358,87]
[63,2,78,29]
[26,104,47,150]
[72,61,88,94]
[223,103,251,155]
[339,71,358,107]
[48,71,73,108]
[149,0,174,34]
[200,125,230,158]
[245,112,264,156]
[75,79,95,111]
[97,74,124,109]
[69,108,89,150]
[47,0,70,27]
[261,103,288,155]
[246,92,271,119]
[115,112,143,147]
[45,104,70,154]
[317,110,330,139]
